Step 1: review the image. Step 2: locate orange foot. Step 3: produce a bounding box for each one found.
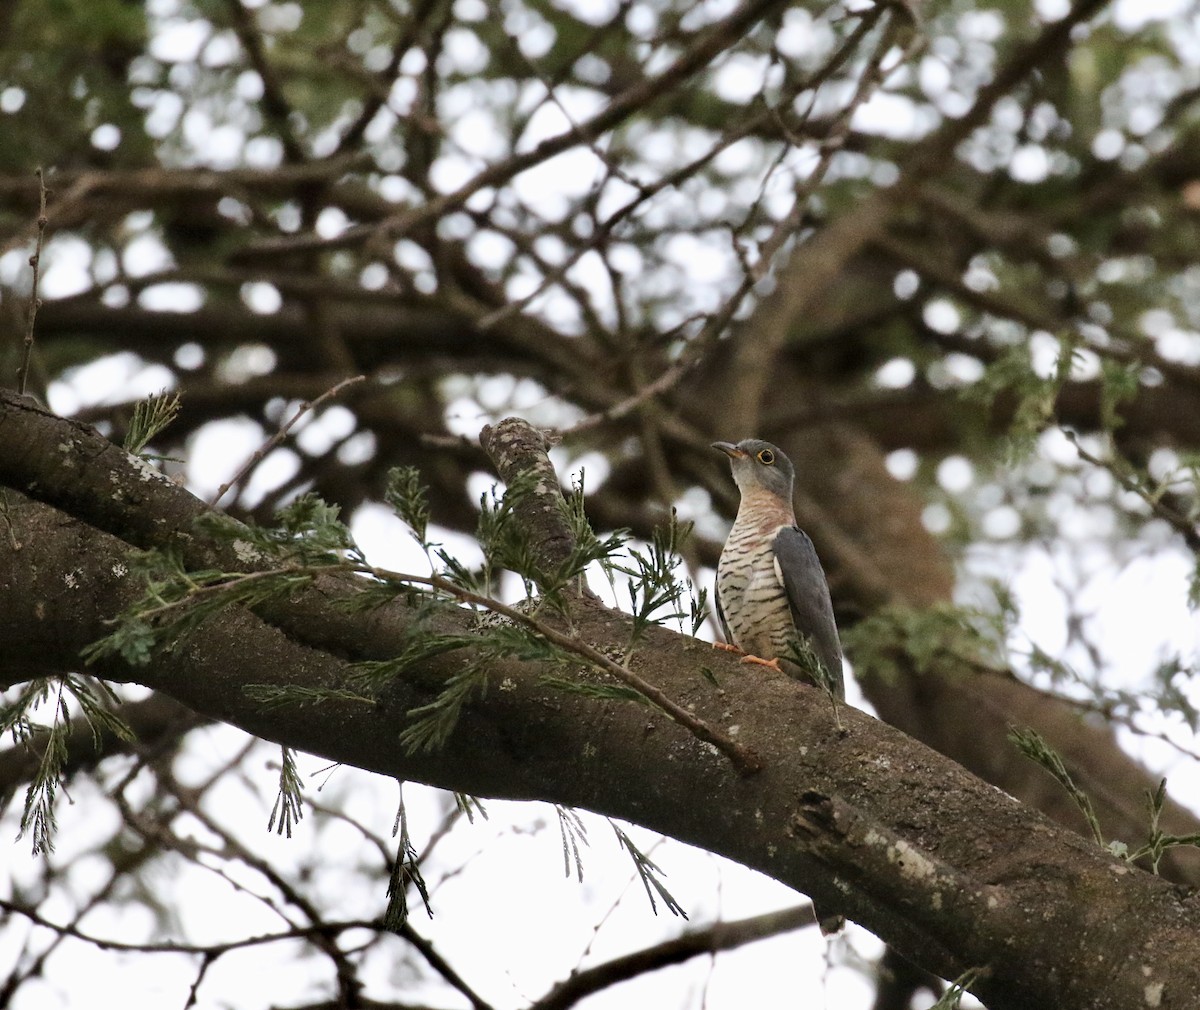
[740,654,782,672]
[712,642,742,654]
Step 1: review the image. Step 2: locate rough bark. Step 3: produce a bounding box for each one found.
[2,396,1199,1009]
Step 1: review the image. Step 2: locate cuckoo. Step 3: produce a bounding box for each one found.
[712,439,845,700]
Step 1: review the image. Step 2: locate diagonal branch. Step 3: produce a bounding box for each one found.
[5,394,1200,1009]
[531,904,816,1010]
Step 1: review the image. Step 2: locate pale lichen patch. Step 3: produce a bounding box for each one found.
[232,539,264,565]
[864,830,941,886]
[1144,981,1164,1006]
[131,455,174,485]
[889,839,938,882]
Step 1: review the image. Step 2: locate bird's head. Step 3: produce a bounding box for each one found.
[712,439,795,501]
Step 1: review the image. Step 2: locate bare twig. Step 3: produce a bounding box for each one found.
[209,374,365,507]
[16,168,48,396]
[531,904,816,1010]
[130,554,763,776]
[401,569,763,776]
[1067,433,1200,554]
[0,895,380,956]
[333,0,442,155]
[232,0,793,262]
[724,4,914,433]
[558,359,697,439]
[472,12,881,336]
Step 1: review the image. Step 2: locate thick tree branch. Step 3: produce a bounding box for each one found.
[2,394,1200,1009]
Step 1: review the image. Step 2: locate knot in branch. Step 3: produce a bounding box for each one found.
[479,417,586,595]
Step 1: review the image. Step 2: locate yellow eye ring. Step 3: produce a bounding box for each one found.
[757,449,775,465]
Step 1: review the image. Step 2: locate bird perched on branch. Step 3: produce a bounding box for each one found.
[713,438,847,934]
[712,439,845,701]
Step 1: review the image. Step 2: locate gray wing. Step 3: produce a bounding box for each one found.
[712,560,733,644]
[773,527,845,699]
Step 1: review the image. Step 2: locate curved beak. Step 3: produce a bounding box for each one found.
[711,441,747,459]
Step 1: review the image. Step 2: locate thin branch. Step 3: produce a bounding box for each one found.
[232,0,793,261]
[15,168,48,397]
[120,555,763,776]
[454,6,883,338]
[724,3,915,434]
[396,922,495,1010]
[0,897,381,955]
[209,374,365,507]
[1067,434,1200,554]
[531,904,816,1010]
[558,359,697,439]
[333,0,444,155]
[395,569,763,775]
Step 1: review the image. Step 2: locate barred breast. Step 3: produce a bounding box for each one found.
[715,501,796,661]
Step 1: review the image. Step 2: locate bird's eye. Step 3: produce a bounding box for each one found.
[757,449,775,465]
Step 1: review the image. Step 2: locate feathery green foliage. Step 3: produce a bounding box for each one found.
[241,493,359,561]
[842,604,998,683]
[84,496,357,671]
[386,465,431,549]
[781,635,842,724]
[1110,778,1200,873]
[454,792,489,823]
[71,454,713,933]
[929,969,985,1010]
[82,555,313,668]
[398,662,492,755]
[476,469,546,596]
[470,468,627,605]
[346,630,482,694]
[80,459,719,774]
[615,508,698,650]
[1010,726,1106,848]
[539,675,650,704]
[560,470,630,594]
[268,745,304,837]
[123,389,181,456]
[612,824,687,919]
[246,684,374,708]
[384,786,432,931]
[964,344,1060,459]
[557,806,588,882]
[2,675,133,854]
